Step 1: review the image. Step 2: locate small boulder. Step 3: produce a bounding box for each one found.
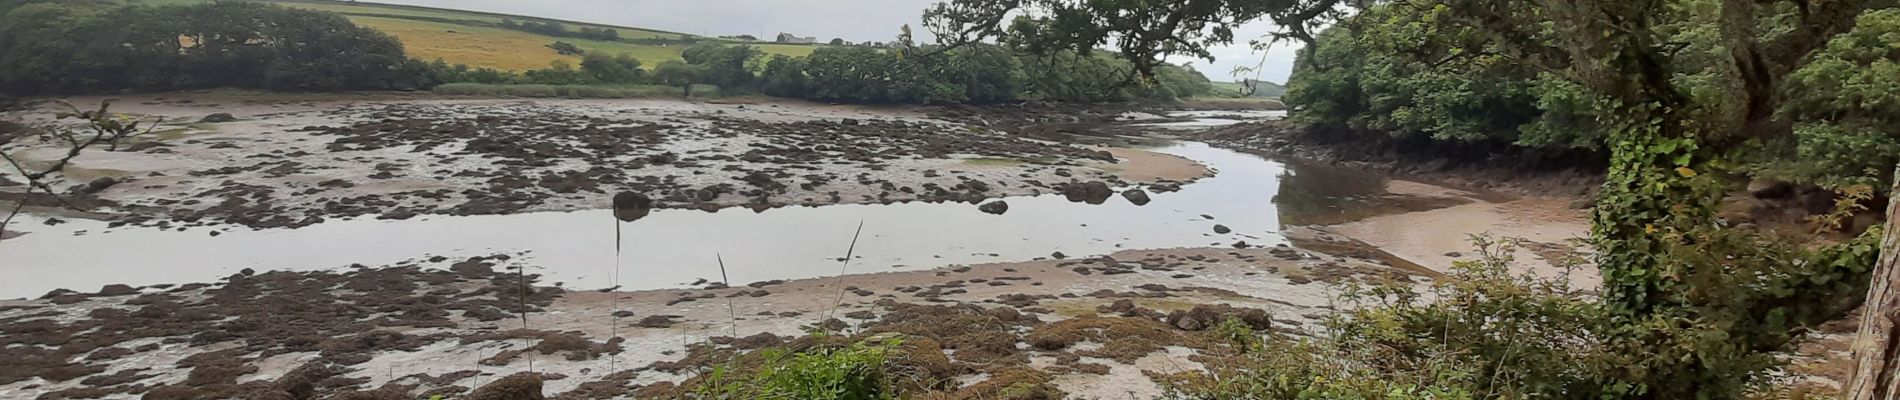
[197,113,237,123]
[1121,189,1151,206]
[97,284,137,296]
[1061,181,1114,205]
[978,200,1009,215]
[612,192,653,222]
[83,177,120,193]
[1212,224,1231,234]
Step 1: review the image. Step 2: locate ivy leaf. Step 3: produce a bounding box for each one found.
[1674,167,1697,178]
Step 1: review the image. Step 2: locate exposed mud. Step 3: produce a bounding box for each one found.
[1,96,1202,230]
[0,94,1642,399]
[0,241,1419,399]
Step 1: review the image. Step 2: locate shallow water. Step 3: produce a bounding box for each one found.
[1137,110,1287,130]
[1,140,1395,298]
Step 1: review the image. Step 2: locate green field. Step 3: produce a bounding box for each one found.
[131,0,823,71]
[1209,81,1287,98]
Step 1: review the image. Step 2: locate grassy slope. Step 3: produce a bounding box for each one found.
[133,0,823,71]
[1209,81,1287,98]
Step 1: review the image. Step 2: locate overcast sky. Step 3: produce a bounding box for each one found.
[362,0,1302,83]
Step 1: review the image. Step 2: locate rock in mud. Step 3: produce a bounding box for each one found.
[1212,224,1231,234]
[197,113,237,123]
[83,177,120,194]
[466,372,546,400]
[612,192,653,222]
[1166,304,1272,331]
[978,200,1009,215]
[1061,181,1114,205]
[96,284,137,296]
[1051,251,1067,259]
[1121,188,1151,206]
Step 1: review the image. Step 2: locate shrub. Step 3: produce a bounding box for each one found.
[694,337,903,400]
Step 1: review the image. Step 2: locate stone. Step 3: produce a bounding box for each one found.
[83,177,120,193]
[97,284,137,296]
[197,113,237,123]
[1212,224,1231,234]
[1121,189,1151,206]
[978,200,1009,215]
[612,192,653,222]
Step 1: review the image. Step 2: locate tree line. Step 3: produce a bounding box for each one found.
[0,1,1214,105]
[0,0,433,94]
[498,18,619,41]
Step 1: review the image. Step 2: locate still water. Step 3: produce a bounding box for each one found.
[0,141,1348,298]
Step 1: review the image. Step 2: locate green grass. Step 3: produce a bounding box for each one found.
[127,0,825,71]
[1183,97,1288,110]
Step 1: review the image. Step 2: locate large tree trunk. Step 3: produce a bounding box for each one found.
[1847,166,1900,400]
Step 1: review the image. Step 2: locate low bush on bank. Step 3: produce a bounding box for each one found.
[675,233,1877,399]
[692,336,905,399]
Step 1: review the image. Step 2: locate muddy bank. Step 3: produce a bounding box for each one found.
[1200,120,1603,199]
[0,229,1423,399]
[1,95,1205,230]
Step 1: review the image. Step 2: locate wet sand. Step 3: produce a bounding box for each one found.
[1326,184,1597,288]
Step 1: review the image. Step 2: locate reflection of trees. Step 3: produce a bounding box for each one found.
[1272,162,1388,226]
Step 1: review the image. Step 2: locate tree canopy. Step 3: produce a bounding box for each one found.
[926,0,1896,397]
[0,0,428,94]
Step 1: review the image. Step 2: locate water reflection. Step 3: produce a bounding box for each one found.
[1,142,1303,299]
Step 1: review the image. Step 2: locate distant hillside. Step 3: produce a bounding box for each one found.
[1210,79,1287,98]
[133,0,822,71]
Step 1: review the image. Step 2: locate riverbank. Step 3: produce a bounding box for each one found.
[0,96,1624,398]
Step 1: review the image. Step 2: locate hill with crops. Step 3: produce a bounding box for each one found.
[134,0,820,71]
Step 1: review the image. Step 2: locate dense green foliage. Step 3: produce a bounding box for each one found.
[927,0,1894,397]
[693,338,902,400]
[499,18,619,41]
[0,0,429,94]
[689,42,1212,104]
[1284,0,1900,188]
[1283,2,1606,150]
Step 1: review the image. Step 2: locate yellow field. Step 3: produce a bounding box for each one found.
[352,17,821,71]
[275,1,686,40]
[134,0,824,71]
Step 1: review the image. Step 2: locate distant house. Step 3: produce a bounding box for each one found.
[775,32,816,44]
